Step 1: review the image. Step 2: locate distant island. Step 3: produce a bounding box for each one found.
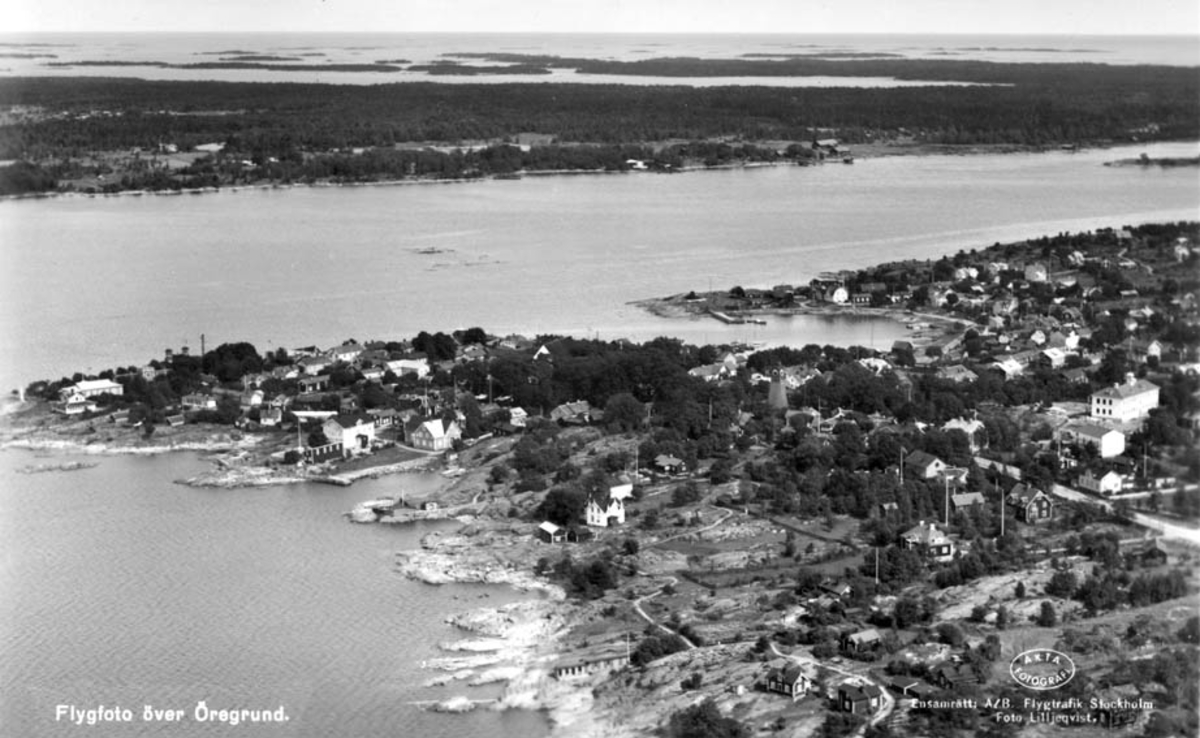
[1,53,1197,196]
[4,221,1199,735]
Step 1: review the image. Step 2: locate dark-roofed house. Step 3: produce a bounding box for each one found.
[297,374,331,393]
[1006,483,1054,524]
[837,682,883,714]
[1139,538,1170,566]
[323,413,376,454]
[900,521,956,562]
[905,451,946,480]
[930,663,979,689]
[764,660,811,700]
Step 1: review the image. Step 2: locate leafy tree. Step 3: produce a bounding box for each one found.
[671,482,702,507]
[604,392,644,433]
[203,342,263,383]
[535,487,586,526]
[1046,570,1078,599]
[666,699,747,738]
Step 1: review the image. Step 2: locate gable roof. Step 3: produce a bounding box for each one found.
[951,492,986,507]
[328,412,373,429]
[1091,379,1159,400]
[906,450,944,470]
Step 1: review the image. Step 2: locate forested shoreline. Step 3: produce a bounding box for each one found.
[0,56,1196,195]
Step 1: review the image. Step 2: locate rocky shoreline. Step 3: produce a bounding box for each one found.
[631,294,966,350]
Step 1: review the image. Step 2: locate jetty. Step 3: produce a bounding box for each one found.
[706,307,766,325]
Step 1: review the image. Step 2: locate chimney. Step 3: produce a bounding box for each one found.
[1125,372,1136,386]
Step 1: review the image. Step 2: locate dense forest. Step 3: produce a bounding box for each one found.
[0,57,1195,194]
[1,57,1197,154]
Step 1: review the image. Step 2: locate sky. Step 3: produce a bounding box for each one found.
[5,0,1200,36]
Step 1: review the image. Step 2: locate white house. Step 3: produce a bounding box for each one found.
[1089,376,1160,423]
[330,342,365,363]
[905,451,947,480]
[1040,348,1068,369]
[387,358,431,379]
[58,392,98,415]
[1063,423,1125,458]
[822,285,849,304]
[1077,469,1124,496]
[298,356,333,376]
[323,413,376,454]
[585,488,626,528]
[508,407,529,428]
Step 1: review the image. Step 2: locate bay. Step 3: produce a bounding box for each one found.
[1,141,1198,390]
[0,448,551,737]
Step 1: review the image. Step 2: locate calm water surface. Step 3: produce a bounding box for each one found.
[2,141,1198,389]
[0,449,550,737]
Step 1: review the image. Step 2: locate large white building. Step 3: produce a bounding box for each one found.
[1089,376,1159,423]
[1061,423,1125,458]
[61,379,124,399]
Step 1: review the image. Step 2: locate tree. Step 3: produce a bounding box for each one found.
[671,481,702,507]
[203,342,263,383]
[665,693,733,732]
[1037,601,1058,627]
[1015,581,1027,598]
[536,487,586,526]
[1046,570,1078,599]
[604,392,645,433]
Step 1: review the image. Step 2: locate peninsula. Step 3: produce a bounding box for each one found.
[5,221,1200,736]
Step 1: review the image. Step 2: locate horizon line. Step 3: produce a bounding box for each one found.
[4,30,1199,37]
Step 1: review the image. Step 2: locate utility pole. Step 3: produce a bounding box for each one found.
[999,490,1005,538]
[944,474,950,527]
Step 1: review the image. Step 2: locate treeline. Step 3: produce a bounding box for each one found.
[1,60,1196,158]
